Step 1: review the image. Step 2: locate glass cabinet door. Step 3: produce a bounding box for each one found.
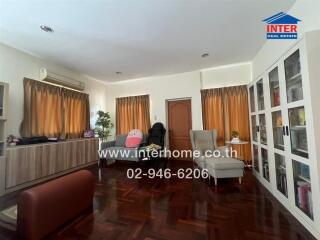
[262,148,269,182]
[288,107,308,158]
[259,114,267,145]
[272,111,284,151]
[269,67,280,108]
[275,154,287,197]
[251,115,257,142]
[253,145,259,172]
[256,79,265,110]
[293,160,313,219]
[284,50,303,103]
[249,86,255,112]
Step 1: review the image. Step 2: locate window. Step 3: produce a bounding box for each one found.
[116,95,151,134]
[20,78,89,139]
[201,85,251,162]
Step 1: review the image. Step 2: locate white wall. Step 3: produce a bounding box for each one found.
[1,42,252,139]
[105,62,252,137]
[252,0,320,79]
[0,43,108,136]
[106,71,203,137]
[201,62,252,89]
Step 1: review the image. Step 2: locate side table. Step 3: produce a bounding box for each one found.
[225,140,251,167]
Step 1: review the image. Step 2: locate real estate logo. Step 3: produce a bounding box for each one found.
[263,12,301,39]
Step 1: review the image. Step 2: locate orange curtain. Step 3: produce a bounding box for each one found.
[20,78,89,139]
[201,85,251,162]
[201,88,225,146]
[116,95,151,134]
[62,89,90,139]
[224,86,251,162]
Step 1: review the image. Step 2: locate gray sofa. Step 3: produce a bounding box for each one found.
[100,134,148,162]
[190,130,244,186]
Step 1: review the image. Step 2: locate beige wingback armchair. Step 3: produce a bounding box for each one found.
[189,130,244,186]
[189,130,225,168]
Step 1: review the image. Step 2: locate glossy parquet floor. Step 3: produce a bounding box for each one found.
[0,160,316,240]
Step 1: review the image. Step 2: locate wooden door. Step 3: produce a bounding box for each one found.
[168,99,192,160]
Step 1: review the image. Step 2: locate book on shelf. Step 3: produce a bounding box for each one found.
[283,175,287,195]
[278,174,287,195]
[300,165,310,179]
[263,164,269,180]
[273,88,280,106]
[308,191,313,218]
[296,181,311,213]
[287,86,303,102]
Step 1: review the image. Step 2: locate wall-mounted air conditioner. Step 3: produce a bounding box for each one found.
[39,68,85,91]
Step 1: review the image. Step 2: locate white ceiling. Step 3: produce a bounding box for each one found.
[0,0,296,82]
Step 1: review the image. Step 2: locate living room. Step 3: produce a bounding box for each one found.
[1,0,320,239]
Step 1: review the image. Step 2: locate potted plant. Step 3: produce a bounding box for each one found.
[94,110,114,142]
[231,130,240,143]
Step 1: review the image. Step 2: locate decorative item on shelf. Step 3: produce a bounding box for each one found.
[298,108,305,125]
[231,130,240,143]
[94,110,114,142]
[84,130,94,138]
[6,135,19,146]
[47,137,58,142]
[276,115,282,126]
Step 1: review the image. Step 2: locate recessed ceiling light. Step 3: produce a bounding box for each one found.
[40,25,54,33]
[116,72,122,75]
[201,53,209,58]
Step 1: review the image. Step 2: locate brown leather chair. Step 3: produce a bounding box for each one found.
[17,170,95,240]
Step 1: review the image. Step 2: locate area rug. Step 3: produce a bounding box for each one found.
[0,205,17,231]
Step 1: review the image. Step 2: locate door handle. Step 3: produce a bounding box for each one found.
[256,126,260,132]
[286,126,289,136]
[282,126,286,136]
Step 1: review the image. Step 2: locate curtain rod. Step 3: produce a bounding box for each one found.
[116,94,149,99]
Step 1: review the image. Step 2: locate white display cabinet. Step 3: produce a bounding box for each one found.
[0,82,8,195]
[248,31,320,238]
[0,82,8,156]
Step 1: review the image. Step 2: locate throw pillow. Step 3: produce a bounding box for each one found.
[125,129,143,148]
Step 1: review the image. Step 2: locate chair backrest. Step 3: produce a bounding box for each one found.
[189,130,218,154]
[148,122,166,148]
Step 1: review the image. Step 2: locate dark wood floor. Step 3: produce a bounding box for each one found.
[0,160,316,240]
